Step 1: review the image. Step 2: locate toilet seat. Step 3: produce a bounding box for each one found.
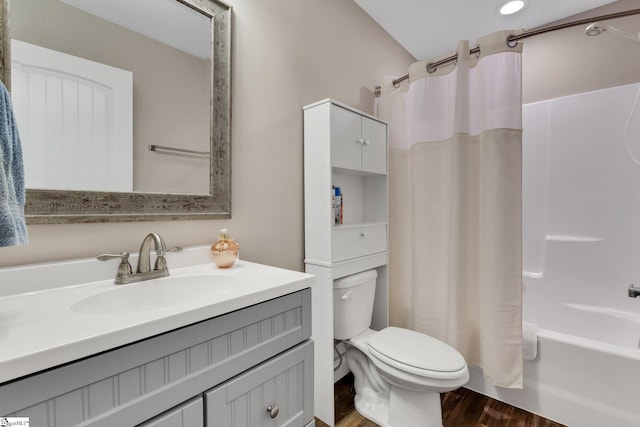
[367,327,467,380]
[345,326,470,424]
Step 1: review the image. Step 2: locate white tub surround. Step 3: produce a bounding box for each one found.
[0,246,315,384]
[499,81,640,426]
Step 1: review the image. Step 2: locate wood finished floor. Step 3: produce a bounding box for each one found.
[316,374,567,427]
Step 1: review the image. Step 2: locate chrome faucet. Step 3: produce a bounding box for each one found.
[629,284,640,298]
[98,233,182,284]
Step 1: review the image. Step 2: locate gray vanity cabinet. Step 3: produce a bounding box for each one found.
[0,289,313,427]
[206,341,313,426]
[139,397,204,427]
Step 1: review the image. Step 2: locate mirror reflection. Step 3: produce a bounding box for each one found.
[10,0,211,195]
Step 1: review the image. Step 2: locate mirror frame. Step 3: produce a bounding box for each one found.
[0,0,232,224]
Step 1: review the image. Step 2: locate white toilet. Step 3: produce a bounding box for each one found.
[334,270,469,427]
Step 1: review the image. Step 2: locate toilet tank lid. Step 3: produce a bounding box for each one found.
[368,327,466,374]
[333,269,377,289]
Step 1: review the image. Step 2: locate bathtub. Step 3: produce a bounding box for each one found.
[466,276,640,427]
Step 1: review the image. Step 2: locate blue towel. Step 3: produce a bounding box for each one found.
[0,79,28,247]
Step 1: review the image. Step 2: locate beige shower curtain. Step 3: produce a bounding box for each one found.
[376,30,523,388]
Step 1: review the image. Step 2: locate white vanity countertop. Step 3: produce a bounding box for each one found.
[0,249,315,384]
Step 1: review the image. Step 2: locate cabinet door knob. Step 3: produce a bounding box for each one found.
[363,139,370,145]
[360,232,367,237]
[267,405,279,418]
[357,137,364,145]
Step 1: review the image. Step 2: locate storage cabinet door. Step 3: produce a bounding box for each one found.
[330,105,362,170]
[138,397,203,427]
[205,341,313,427]
[361,116,387,173]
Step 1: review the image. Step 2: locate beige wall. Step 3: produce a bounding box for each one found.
[523,0,640,103]
[0,0,414,271]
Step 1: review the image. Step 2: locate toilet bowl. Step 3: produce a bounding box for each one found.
[334,270,469,427]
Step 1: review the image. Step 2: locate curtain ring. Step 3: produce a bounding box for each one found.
[507,35,518,48]
[426,63,437,74]
[392,80,400,88]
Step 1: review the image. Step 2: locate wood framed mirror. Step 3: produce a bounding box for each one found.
[0,0,231,223]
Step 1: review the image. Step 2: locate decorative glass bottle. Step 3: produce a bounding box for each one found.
[211,228,239,268]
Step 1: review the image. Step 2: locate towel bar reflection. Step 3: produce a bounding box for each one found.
[148,144,210,156]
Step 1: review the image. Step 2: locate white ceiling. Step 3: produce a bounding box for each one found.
[59,0,211,59]
[354,0,620,60]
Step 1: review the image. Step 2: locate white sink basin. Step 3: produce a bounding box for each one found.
[71,274,238,315]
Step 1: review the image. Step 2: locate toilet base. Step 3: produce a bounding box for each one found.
[354,385,444,427]
[389,386,443,427]
[354,394,389,427]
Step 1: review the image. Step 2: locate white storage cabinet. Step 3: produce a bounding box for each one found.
[304,99,389,426]
[330,105,387,173]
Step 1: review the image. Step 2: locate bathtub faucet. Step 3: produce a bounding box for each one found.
[628,284,640,298]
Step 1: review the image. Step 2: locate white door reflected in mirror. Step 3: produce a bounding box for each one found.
[12,39,134,192]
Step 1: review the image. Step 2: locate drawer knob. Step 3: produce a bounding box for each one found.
[360,232,367,237]
[267,405,279,418]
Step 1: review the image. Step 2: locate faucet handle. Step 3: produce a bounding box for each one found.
[154,247,182,271]
[155,257,167,271]
[97,252,130,262]
[97,252,133,284]
[157,246,183,257]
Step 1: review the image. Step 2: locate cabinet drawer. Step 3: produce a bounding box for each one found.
[138,397,203,427]
[332,224,387,262]
[205,340,314,427]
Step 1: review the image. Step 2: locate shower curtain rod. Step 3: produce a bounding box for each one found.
[374,8,640,97]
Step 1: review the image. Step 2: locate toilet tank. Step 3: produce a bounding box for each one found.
[333,269,377,340]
